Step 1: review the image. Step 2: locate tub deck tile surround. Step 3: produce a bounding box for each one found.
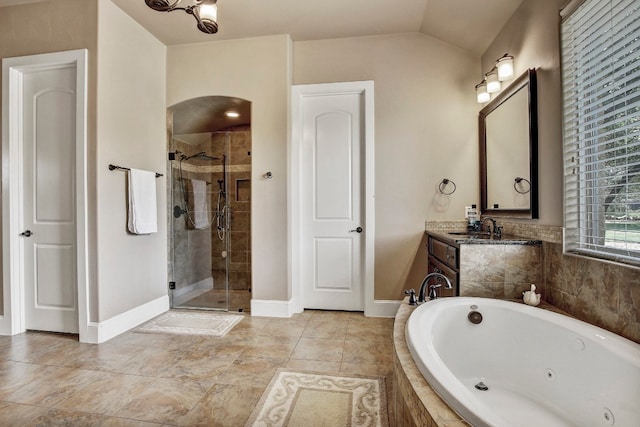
[393,301,470,427]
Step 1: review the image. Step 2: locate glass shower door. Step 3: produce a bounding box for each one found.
[169,133,230,311]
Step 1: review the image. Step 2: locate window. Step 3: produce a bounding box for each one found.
[561,0,640,266]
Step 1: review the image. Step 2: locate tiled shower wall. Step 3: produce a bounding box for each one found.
[210,130,252,291]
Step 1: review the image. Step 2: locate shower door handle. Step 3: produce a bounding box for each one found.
[349,227,363,233]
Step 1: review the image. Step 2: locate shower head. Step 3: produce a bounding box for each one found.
[181,152,220,161]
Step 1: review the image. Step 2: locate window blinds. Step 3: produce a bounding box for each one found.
[561,0,640,265]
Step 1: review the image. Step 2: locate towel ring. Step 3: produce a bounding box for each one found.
[438,178,456,195]
[514,177,531,194]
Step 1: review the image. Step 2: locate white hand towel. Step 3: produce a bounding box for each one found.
[192,179,209,229]
[128,168,158,234]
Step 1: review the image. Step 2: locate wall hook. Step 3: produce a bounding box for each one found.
[438,178,456,195]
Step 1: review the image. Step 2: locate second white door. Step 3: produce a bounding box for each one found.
[300,89,365,311]
[22,64,79,334]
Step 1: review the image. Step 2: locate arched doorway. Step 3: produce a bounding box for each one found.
[167,96,252,312]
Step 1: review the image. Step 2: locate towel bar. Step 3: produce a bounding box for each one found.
[109,164,163,178]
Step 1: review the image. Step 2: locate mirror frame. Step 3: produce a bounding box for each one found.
[479,68,538,218]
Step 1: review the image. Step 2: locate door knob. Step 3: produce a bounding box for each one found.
[20,230,33,237]
[349,227,363,233]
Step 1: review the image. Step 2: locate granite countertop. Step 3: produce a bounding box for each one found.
[426,230,542,245]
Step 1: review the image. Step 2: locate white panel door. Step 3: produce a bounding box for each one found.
[21,65,79,333]
[301,92,364,310]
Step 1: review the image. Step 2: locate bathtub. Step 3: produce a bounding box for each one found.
[405,297,640,427]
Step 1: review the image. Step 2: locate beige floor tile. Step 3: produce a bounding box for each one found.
[0,332,76,362]
[258,320,306,338]
[0,401,51,427]
[340,362,393,377]
[342,340,394,366]
[302,319,348,339]
[240,335,298,360]
[164,349,238,381]
[215,357,285,388]
[285,359,342,373]
[31,407,108,426]
[48,372,156,416]
[117,377,211,424]
[0,362,50,401]
[98,416,164,427]
[0,309,395,426]
[111,346,186,377]
[6,366,105,407]
[290,337,344,362]
[346,319,394,342]
[176,383,263,427]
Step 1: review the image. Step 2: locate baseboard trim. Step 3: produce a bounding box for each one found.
[85,295,169,343]
[366,300,402,318]
[251,298,401,318]
[251,298,301,318]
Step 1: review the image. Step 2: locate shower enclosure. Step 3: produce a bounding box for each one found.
[167,96,252,312]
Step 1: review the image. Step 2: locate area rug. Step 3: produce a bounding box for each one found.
[245,370,388,427]
[136,310,243,337]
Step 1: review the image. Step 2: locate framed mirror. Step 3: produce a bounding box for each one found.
[479,68,538,218]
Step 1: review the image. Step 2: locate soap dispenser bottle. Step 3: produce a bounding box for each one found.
[467,204,479,231]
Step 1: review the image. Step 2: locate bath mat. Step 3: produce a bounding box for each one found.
[136,311,243,337]
[245,369,388,427]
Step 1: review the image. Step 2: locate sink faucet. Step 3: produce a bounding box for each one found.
[417,272,453,303]
[481,217,502,237]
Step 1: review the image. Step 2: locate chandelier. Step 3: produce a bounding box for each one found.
[145,0,219,34]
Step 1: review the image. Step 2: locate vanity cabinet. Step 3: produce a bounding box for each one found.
[427,234,459,297]
[426,230,543,300]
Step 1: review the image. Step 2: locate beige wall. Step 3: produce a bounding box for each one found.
[96,0,167,321]
[294,33,480,299]
[166,35,291,301]
[481,0,566,225]
[0,0,98,318]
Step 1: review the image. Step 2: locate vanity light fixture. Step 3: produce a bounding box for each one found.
[475,53,515,103]
[145,0,219,34]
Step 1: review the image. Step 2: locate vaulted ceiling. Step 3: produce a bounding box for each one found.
[105,0,525,55]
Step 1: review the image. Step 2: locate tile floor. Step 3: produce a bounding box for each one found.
[0,310,394,426]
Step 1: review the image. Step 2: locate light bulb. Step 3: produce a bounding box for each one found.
[476,82,490,103]
[485,69,501,93]
[496,55,514,81]
[199,3,217,22]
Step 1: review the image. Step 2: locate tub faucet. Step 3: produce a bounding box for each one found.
[418,272,453,303]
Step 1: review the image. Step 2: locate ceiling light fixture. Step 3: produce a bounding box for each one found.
[145,0,219,34]
[225,111,240,118]
[475,53,515,104]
